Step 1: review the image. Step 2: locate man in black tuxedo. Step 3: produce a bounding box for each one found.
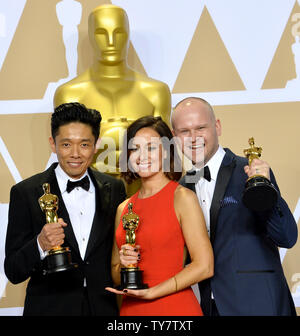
[4,102,126,316]
[172,97,297,316]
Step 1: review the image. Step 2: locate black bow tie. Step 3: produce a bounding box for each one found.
[186,166,211,182]
[66,175,90,193]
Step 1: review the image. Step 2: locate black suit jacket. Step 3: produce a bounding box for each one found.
[181,148,297,316]
[4,163,126,316]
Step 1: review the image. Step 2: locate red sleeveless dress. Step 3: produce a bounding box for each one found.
[116,181,203,316]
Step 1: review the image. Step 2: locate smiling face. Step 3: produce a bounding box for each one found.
[49,122,97,180]
[128,127,164,179]
[172,99,221,167]
[88,6,129,64]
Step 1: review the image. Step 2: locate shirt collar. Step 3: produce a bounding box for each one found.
[192,145,225,182]
[55,164,90,194]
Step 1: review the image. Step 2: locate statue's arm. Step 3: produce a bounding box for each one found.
[147,82,172,125]
[54,84,78,107]
[53,72,89,107]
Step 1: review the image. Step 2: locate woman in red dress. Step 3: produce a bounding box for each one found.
[106,116,213,316]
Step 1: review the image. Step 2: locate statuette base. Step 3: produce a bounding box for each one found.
[118,267,148,290]
[243,175,278,211]
[43,248,78,275]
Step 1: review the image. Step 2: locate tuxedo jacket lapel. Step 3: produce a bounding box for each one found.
[210,149,236,245]
[36,163,80,257]
[84,169,112,260]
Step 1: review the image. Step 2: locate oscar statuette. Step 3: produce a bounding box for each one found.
[38,183,78,274]
[243,138,278,211]
[118,202,148,290]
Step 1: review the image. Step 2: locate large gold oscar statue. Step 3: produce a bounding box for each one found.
[54,4,171,180]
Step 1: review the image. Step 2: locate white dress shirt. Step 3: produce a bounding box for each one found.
[37,165,96,261]
[194,146,225,299]
[194,146,226,237]
[55,164,95,260]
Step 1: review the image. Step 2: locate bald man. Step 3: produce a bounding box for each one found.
[171,97,297,316]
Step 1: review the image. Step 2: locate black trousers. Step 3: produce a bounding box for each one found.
[81,287,92,316]
[211,299,220,316]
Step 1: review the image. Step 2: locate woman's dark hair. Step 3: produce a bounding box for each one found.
[51,102,102,142]
[120,116,182,184]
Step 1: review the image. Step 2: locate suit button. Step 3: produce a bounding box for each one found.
[85,261,90,265]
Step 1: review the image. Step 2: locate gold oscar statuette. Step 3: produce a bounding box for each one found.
[118,202,148,289]
[242,138,278,211]
[54,4,171,186]
[38,183,78,274]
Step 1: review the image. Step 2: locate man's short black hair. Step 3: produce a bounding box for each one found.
[51,102,102,142]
